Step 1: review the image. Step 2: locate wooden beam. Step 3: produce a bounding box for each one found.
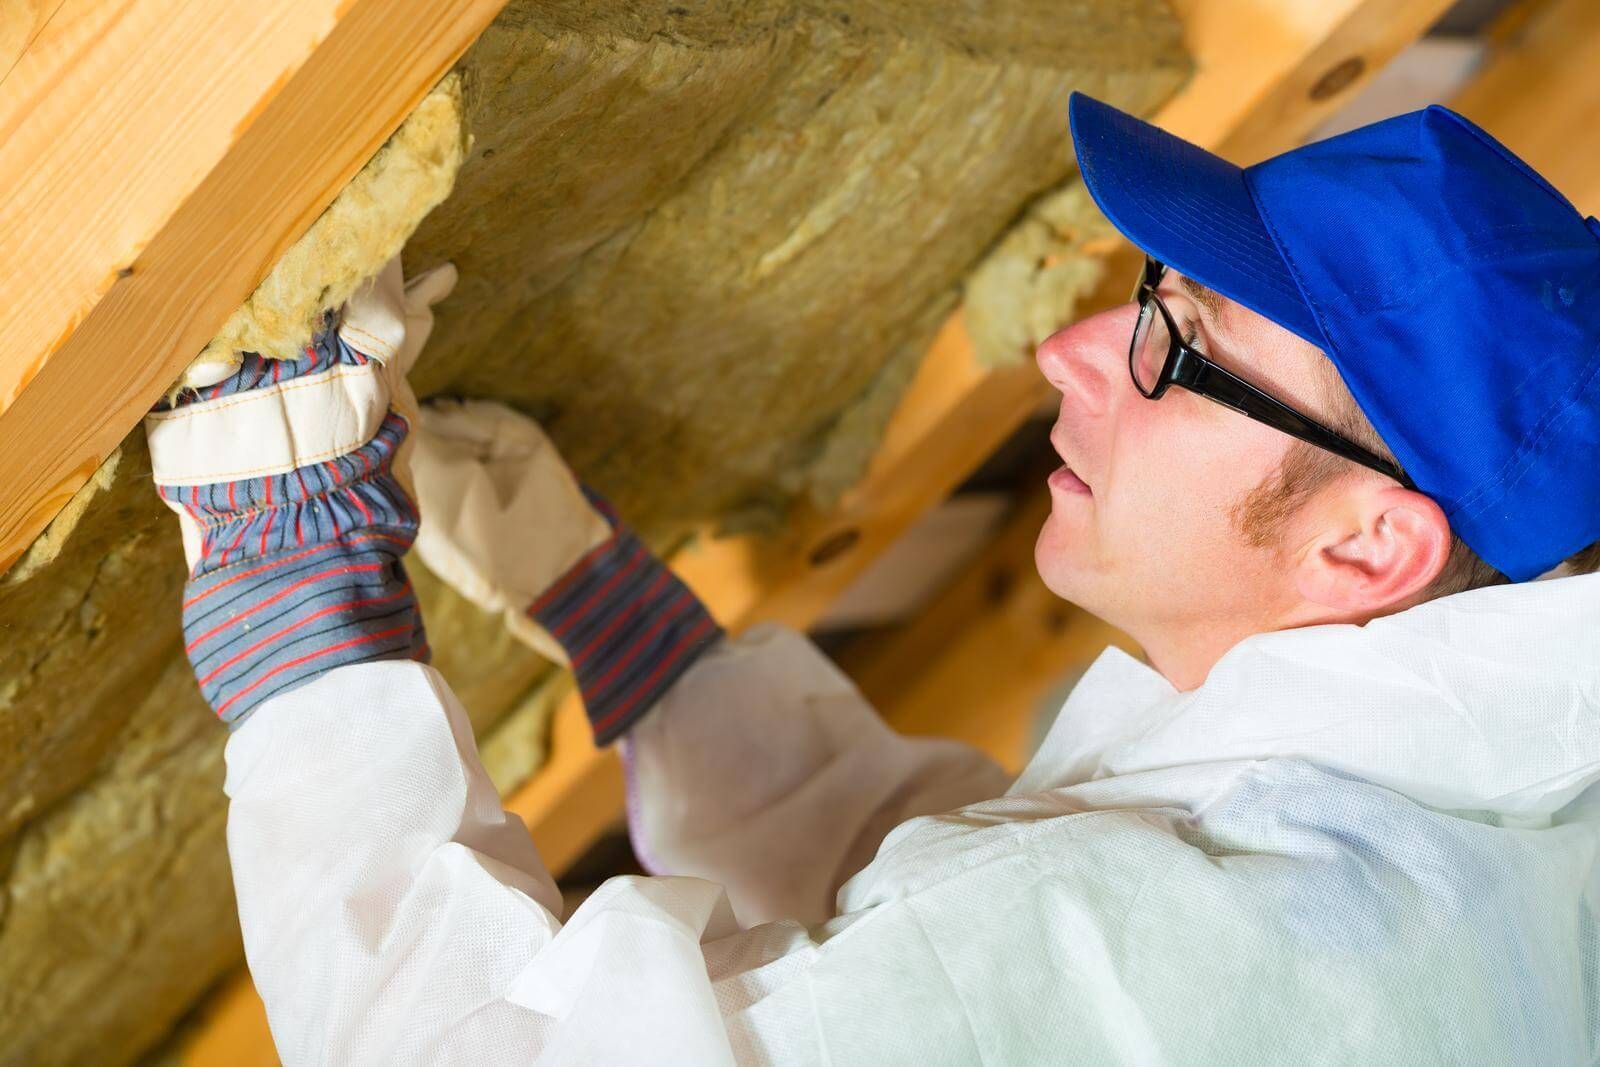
[1173,0,1457,164]
[176,978,283,1067]
[176,0,1454,1060]
[0,0,509,573]
[1448,0,1600,216]
[0,1,61,79]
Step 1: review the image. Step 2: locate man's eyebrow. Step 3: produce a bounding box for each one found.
[1179,274,1224,324]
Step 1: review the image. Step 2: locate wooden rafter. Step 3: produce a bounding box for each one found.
[0,0,509,573]
[1449,0,1600,216]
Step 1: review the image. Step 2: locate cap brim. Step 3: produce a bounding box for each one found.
[1068,92,1325,349]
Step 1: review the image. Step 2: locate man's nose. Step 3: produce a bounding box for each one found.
[1034,303,1136,414]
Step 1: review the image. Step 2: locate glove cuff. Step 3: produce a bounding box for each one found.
[161,325,429,730]
[527,490,723,745]
[146,316,394,491]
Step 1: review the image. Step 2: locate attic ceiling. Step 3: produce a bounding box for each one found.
[0,1,1186,1061]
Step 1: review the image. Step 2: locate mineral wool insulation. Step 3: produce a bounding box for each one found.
[0,2,1187,1062]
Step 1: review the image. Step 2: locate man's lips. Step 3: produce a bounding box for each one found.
[1049,464,1092,495]
[1049,422,1091,495]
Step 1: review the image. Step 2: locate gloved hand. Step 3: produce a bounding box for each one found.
[143,255,455,728]
[409,400,723,745]
[409,398,613,664]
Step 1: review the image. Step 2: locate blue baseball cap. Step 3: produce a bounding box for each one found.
[1068,92,1600,581]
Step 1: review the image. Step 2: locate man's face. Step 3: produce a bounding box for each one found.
[1034,267,1336,646]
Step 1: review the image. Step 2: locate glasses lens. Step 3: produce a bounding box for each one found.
[1129,295,1171,395]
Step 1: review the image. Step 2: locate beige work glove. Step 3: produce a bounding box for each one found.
[409,363,724,745]
[410,398,615,665]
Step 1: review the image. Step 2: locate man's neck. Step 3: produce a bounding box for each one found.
[1140,640,1223,693]
[1136,616,1277,692]
[1138,598,1380,691]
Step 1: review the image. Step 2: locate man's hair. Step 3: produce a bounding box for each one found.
[1233,359,1600,600]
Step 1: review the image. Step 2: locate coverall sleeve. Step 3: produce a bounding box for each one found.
[499,478,1009,926]
[226,650,1008,1063]
[403,384,1008,923]
[225,662,564,1063]
[621,622,1013,925]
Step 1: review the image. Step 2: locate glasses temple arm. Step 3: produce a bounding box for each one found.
[1183,357,1414,487]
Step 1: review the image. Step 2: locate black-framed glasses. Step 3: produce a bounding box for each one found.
[1130,256,1412,487]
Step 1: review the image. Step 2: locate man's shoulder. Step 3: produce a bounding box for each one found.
[825,757,1588,1060]
[852,755,1563,943]
[803,757,1584,1064]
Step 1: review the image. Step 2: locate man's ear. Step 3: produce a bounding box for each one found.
[1294,485,1452,616]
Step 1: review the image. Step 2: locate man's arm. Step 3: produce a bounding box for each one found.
[145,261,1004,1057]
[410,403,1012,926]
[618,623,1015,924]
[531,525,1013,923]
[223,660,565,1062]
[226,618,1504,1065]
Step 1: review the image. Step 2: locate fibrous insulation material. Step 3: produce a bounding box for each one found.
[2,447,122,585]
[964,182,1125,368]
[178,73,469,389]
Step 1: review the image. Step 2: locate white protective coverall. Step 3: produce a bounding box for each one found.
[226,570,1600,1064]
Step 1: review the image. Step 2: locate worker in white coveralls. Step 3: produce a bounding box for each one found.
[141,94,1600,1064]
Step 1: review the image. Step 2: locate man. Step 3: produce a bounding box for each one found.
[143,94,1599,1063]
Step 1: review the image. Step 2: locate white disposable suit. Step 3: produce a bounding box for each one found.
[225,571,1600,1064]
[161,258,1597,1063]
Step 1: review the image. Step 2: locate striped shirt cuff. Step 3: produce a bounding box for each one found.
[160,327,428,730]
[528,491,723,746]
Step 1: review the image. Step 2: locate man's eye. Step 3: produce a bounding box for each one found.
[1182,319,1204,352]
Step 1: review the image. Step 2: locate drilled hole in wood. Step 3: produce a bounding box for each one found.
[808,527,861,567]
[1309,56,1365,102]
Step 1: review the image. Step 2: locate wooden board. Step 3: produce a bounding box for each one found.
[0,1,61,78]
[1161,0,1456,162]
[166,0,1458,1060]
[1449,0,1600,215]
[0,0,508,573]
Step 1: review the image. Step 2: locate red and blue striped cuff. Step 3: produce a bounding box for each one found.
[159,328,428,729]
[528,491,723,745]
